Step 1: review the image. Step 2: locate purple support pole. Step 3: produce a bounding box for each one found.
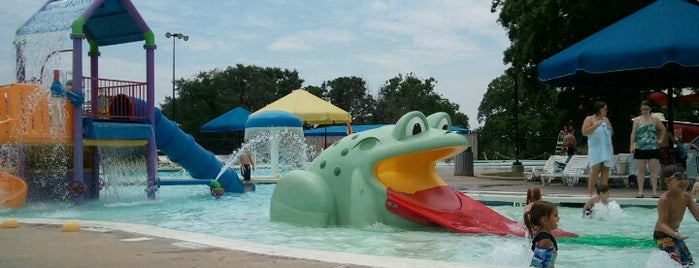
[72,34,84,204]
[89,49,100,199]
[145,43,157,199]
[89,50,99,118]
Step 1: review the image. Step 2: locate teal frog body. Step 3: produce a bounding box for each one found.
[269,111,468,229]
[270,111,579,237]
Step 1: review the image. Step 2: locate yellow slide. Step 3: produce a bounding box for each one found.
[0,172,27,209]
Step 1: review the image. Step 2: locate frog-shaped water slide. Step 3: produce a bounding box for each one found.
[271,111,577,237]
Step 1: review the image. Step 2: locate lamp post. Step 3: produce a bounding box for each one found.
[512,71,522,173]
[165,32,188,122]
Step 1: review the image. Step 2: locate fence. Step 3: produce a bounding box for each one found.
[81,77,148,121]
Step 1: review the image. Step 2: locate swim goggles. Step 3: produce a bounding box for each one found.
[669,171,688,180]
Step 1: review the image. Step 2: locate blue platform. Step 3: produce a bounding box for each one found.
[82,119,152,140]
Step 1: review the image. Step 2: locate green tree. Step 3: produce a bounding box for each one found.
[303,85,326,97]
[488,0,655,153]
[162,64,303,153]
[477,74,558,159]
[323,76,376,124]
[374,73,469,128]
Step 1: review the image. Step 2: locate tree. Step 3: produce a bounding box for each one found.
[164,65,474,153]
[488,0,656,153]
[303,85,326,98]
[477,74,558,159]
[491,0,653,85]
[323,76,376,124]
[162,64,303,153]
[374,73,469,128]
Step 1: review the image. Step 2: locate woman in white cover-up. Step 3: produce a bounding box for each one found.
[581,101,614,197]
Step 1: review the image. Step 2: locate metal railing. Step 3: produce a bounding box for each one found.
[81,77,148,121]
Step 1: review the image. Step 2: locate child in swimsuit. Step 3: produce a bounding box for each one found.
[654,164,699,266]
[582,185,610,217]
[524,200,559,268]
[238,141,255,181]
[524,187,542,215]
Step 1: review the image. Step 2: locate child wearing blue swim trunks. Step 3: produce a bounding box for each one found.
[654,164,699,266]
[524,201,559,268]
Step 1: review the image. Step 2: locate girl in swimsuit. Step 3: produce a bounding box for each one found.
[524,201,559,268]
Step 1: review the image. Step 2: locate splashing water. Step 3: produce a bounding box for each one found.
[17,0,92,36]
[587,200,626,221]
[214,127,310,180]
[97,146,148,201]
[3,0,105,204]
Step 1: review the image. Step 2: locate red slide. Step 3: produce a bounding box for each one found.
[386,186,577,237]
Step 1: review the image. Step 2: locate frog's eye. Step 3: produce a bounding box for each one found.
[392,111,428,140]
[405,117,425,137]
[436,118,449,131]
[426,112,452,131]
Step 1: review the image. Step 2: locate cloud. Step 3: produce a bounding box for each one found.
[0,0,509,128]
[268,28,352,52]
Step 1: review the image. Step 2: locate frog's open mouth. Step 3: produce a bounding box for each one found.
[379,147,579,237]
[374,146,465,194]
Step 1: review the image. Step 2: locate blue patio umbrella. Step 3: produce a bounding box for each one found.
[200,107,251,132]
[537,0,699,130]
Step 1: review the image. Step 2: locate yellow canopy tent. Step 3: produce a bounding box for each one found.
[251,89,351,125]
[252,89,352,147]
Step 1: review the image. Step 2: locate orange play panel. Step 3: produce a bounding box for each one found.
[0,172,27,209]
[0,83,73,144]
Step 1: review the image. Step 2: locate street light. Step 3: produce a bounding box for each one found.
[165,32,188,122]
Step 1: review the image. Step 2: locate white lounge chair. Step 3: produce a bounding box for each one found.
[609,153,633,187]
[524,155,566,182]
[625,156,662,188]
[560,155,589,187]
[535,155,568,185]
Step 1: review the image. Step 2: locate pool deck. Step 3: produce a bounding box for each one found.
[441,166,666,207]
[0,165,672,268]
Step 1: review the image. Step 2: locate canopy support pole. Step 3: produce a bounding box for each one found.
[668,87,674,136]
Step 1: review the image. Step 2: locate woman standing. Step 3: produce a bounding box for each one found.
[582,101,614,197]
[630,100,666,198]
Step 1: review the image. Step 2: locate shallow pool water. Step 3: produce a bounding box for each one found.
[1,180,695,268]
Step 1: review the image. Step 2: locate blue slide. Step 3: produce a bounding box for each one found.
[153,108,245,193]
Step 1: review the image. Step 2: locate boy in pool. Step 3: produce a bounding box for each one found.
[581,184,610,217]
[238,140,255,181]
[654,164,699,266]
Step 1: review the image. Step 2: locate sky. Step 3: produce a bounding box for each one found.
[0,0,509,128]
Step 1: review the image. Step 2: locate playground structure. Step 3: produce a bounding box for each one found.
[0,0,247,208]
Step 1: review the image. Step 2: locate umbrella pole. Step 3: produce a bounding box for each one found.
[668,87,674,135]
[324,127,327,148]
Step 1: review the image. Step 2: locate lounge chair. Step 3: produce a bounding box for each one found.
[560,155,589,186]
[625,156,662,186]
[532,155,567,185]
[609,153,633,187]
